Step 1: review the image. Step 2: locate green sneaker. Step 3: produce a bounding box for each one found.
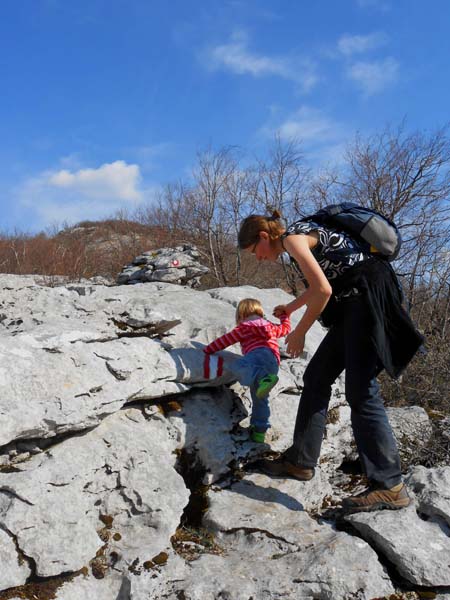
[256,374,279,399]
[249,426,266,443]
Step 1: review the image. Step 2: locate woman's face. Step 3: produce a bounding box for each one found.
[246,231,281,262]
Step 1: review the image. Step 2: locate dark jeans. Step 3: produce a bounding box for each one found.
[285,297,402,489]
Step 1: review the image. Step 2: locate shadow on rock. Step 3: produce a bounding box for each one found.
[225,477,304,511]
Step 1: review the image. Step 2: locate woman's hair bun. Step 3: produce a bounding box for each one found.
[270,209,282,220]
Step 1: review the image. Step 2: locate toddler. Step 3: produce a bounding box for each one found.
[204,298,290,442]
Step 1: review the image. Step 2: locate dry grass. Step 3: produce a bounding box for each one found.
[0,221,171,281]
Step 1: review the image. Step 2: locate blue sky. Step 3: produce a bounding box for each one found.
[1,0,449,232]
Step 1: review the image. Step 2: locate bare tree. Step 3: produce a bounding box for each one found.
[339,123,450,425]
[255,135,311,221]
[136,181,191,239]
[340,123,450,306]
[222,164,261,284]
[188,146,240,285]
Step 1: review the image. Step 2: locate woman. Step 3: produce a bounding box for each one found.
[238,209,423,513]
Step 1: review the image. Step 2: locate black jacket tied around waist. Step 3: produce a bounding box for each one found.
[320,258,424,379]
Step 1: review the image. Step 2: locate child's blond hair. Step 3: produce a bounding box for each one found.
[236,298,264,324]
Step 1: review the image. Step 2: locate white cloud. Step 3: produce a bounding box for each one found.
[337,32,388,56]
[261,105,348,165]
[346,57,399,95]
[47,161,141,201]
[273,106,342,143]
[203,30,318,92]
[15,160,151,227]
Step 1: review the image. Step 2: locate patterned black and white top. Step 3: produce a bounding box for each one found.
[281,219,372,292]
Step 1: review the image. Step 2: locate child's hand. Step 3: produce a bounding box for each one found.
[273,304,289,318]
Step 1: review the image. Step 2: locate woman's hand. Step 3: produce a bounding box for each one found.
[273,304,292,318]
[285,329,305,358]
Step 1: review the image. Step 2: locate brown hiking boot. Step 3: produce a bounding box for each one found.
[251,455,314,481]
[342,482,411,513]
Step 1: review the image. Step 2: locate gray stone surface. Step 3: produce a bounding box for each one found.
[0,408,189,581]
[117,245,209,286]
[0,277,330,453]
[126,522,394,600]
[53,572,124,600]
[0,273,446,599]
[347,504,450,586]
[407,465,450,525]
[0,335,184,446]
[0,527,32,590]
[205,471,333,529]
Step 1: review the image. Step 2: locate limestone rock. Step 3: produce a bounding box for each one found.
[0,336,186,446]
[53,571,124,600]
[0,273,445,599]
[347,504,450,586]
[205,471,333,531]
[117,245,209,286]
[0,408,189,582]
[0,527,32,591]
[407,465,450,525]
[171,534,393,600]
[126,527,395,600]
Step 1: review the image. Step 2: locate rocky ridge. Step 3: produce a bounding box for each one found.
[0,273,449,600]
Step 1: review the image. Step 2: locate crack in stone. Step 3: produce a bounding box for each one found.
[0,425,99,460]
[123,390,145,404]
[93,351,115,361]
[89,385,103,394]
[117,481,144,517]
[73,305,95,314]
[0,487,34,506]
[0,521,36,576]
[117,480,149,516]
[47,482,71,487]
[105,362,130,381]
[83,336,120,344]
[221,526,301,549]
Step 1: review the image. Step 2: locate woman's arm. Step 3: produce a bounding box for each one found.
[279,234,332,357]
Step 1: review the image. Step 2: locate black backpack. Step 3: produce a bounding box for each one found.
[302,202,402,261]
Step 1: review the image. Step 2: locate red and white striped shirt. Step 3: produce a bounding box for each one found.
[204,314,291,364]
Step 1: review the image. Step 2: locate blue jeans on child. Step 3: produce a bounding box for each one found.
[230,347,279,432]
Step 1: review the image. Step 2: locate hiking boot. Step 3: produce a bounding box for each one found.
[249,426,267,443]
[256,374,279,399]
[251,455,314,481]
[342,482,411,513]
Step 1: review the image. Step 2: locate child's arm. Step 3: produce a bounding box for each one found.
[268,313,291,338]
[203,326,242,354]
